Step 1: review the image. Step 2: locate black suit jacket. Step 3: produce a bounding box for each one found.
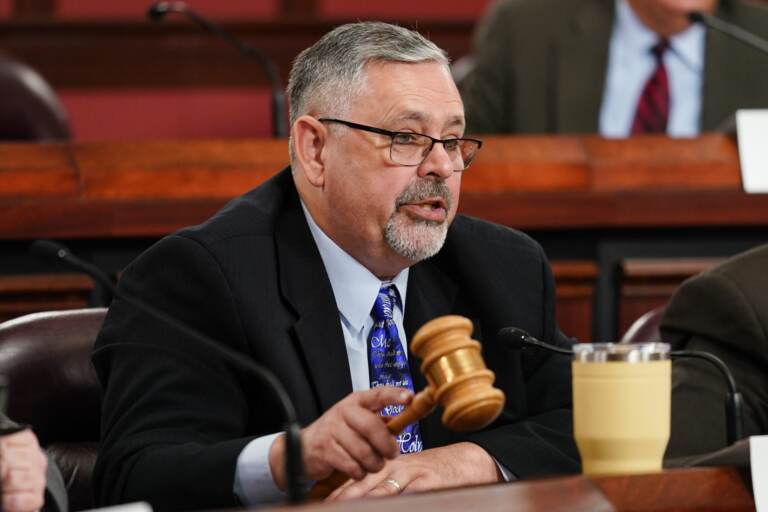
[662,244,768,458]
[93,167,578,511]
[462,0,768,135]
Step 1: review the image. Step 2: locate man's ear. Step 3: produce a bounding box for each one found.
[292,116,327,188]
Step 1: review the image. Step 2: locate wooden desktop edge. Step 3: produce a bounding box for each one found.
[243,466,753,512]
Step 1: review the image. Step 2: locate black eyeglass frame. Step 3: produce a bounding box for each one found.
[318,118,483,171]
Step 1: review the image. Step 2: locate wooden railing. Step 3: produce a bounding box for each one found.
[2,134,766,338]
[2,133,759,236]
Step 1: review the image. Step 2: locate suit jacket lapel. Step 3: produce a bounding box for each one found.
[405,258,492,448]
[554,0,614,132]
[275,186,352,414]
[404,260,459,394]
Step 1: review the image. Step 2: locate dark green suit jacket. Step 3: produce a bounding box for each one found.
[661,244,768,458]
[462,0,768,134]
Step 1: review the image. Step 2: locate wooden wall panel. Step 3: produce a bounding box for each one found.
[56,0,277,20]
[585,136,741,191]
[59,88,273,140]
[0,144,77,197]
[0,0,11,18]
[0,274,92,323]
[617,258,725,336]
[552,261,597,342]
[318,0,492,19]
[0,20,475,89]
[3,134,766,238]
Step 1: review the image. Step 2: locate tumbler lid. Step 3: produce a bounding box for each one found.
[572,342,670,362]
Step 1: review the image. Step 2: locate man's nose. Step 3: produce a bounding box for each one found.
[418,142,455,179]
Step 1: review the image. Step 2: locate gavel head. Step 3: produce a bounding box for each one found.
[411,315,505,432]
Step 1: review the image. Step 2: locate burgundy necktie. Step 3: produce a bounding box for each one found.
[631,40,670,135]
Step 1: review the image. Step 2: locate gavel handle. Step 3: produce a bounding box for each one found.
[382,388,436,435]
[307,389,436,500]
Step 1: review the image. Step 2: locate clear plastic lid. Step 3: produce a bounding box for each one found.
[572,342,670,362]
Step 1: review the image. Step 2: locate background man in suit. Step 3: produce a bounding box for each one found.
[662,244,768,458]
[461,0,768,136]
[0,420,67,512]
[93,22,577,511]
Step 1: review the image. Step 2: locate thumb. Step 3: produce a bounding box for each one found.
[358,386,413,411]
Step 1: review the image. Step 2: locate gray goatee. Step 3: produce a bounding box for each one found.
[384,179,452,262]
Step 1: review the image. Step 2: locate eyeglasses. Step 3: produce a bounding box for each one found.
[318,118,482,171]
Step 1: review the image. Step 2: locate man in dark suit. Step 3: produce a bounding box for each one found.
[662,244,768,458]
[461,0,768,136]
[93,21,577,510]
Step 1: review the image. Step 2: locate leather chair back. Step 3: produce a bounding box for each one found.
[0,58,71,141]
[620,306,666,344]
[0,308,106,511]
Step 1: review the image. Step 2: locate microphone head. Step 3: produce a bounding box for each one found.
[146,2,170,21]
[29,239,69,263]
[496,327,532,350]
[687,11,705,23]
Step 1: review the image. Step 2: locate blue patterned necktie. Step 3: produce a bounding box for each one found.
[368,285,422,454]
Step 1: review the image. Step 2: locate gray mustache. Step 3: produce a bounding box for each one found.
[395,179,452,211]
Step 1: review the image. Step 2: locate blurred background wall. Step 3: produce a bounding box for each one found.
[0,0,493,140]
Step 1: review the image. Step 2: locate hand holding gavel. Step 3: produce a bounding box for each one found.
[308,315,505,499]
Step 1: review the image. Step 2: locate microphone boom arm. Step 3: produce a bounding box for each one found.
[147,1,287,138]
[30,239,305,503]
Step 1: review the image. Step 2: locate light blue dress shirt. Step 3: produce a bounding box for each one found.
[233,202,409,505]
[599,0,706,138]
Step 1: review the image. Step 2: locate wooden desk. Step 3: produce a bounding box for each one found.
[2,134,766,337]
[0,133,760,238]
[256,467,753,512]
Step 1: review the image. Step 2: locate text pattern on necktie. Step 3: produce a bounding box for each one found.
[368,285,422,454]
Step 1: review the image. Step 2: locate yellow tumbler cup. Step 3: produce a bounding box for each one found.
[572,342,671,475]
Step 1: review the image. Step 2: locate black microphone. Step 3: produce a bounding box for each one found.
[688,11,768,56]
[30,240,116,307]
[30,239,305,503]
[497,327,574,356]
[497,327,744,445]
[147,1,288,138]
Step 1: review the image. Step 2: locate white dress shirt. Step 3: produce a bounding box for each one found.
[599,0,706,138]
[233,202,409,505]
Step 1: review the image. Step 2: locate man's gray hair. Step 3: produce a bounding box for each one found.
[287,21,450,128]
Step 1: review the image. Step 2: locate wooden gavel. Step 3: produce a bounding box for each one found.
[309,315,506,499]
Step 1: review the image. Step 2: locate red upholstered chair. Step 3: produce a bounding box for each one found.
[0,58,71,141]
[620,306,666,344]
[0,308,106,511]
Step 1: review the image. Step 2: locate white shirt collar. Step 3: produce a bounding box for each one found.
[301,201,409,334]
[616,0,705,72]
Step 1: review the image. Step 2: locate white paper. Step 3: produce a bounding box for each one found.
[736,110,768,194]
[80,502,153,512]
[751,435,768,512]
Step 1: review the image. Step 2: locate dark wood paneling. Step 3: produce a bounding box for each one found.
[280,0,317,16]
[12,0,55,19]
[553,261,597,342]
[2,134,763,239]
[617,258,725,335]
[0,273,91,322]
[0,19,475,89]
